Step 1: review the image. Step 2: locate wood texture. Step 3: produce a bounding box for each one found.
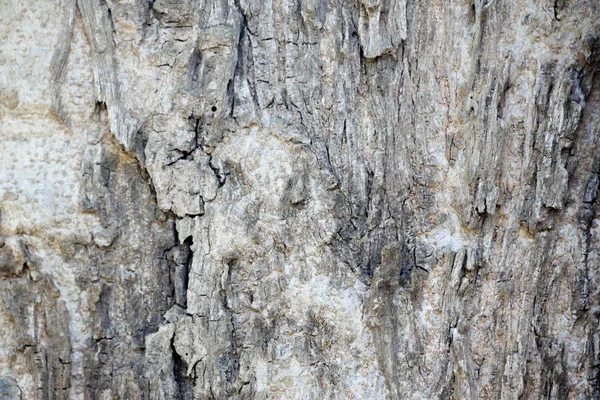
[0,0,599,398]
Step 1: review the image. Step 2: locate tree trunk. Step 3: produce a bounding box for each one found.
[1,0,599,398]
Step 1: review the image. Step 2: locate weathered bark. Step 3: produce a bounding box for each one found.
[1,0,599,398]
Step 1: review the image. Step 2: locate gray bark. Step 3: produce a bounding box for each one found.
[1,0,599,398]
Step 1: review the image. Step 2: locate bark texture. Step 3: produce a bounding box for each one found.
[1,0,600,399]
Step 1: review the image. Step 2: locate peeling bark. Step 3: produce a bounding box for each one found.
[1,0,600,398]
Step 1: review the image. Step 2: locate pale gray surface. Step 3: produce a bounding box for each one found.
[0,0,599,398]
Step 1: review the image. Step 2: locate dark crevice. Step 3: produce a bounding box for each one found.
[208,154,227,188]
[190,51,203,86]
[171,334,194,400]
[553,0,564,21]
[164,148,197,167]
[172,236,193,309]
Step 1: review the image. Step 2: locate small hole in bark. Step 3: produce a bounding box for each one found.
[211,106,217,112]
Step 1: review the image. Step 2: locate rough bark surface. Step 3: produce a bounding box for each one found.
[1,0,600,399]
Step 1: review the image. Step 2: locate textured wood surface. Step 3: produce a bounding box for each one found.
[0,0,599,398]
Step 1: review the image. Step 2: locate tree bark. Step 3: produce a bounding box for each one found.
[0,0,599,399]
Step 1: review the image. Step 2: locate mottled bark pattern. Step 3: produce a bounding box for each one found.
[0,0,599,399]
